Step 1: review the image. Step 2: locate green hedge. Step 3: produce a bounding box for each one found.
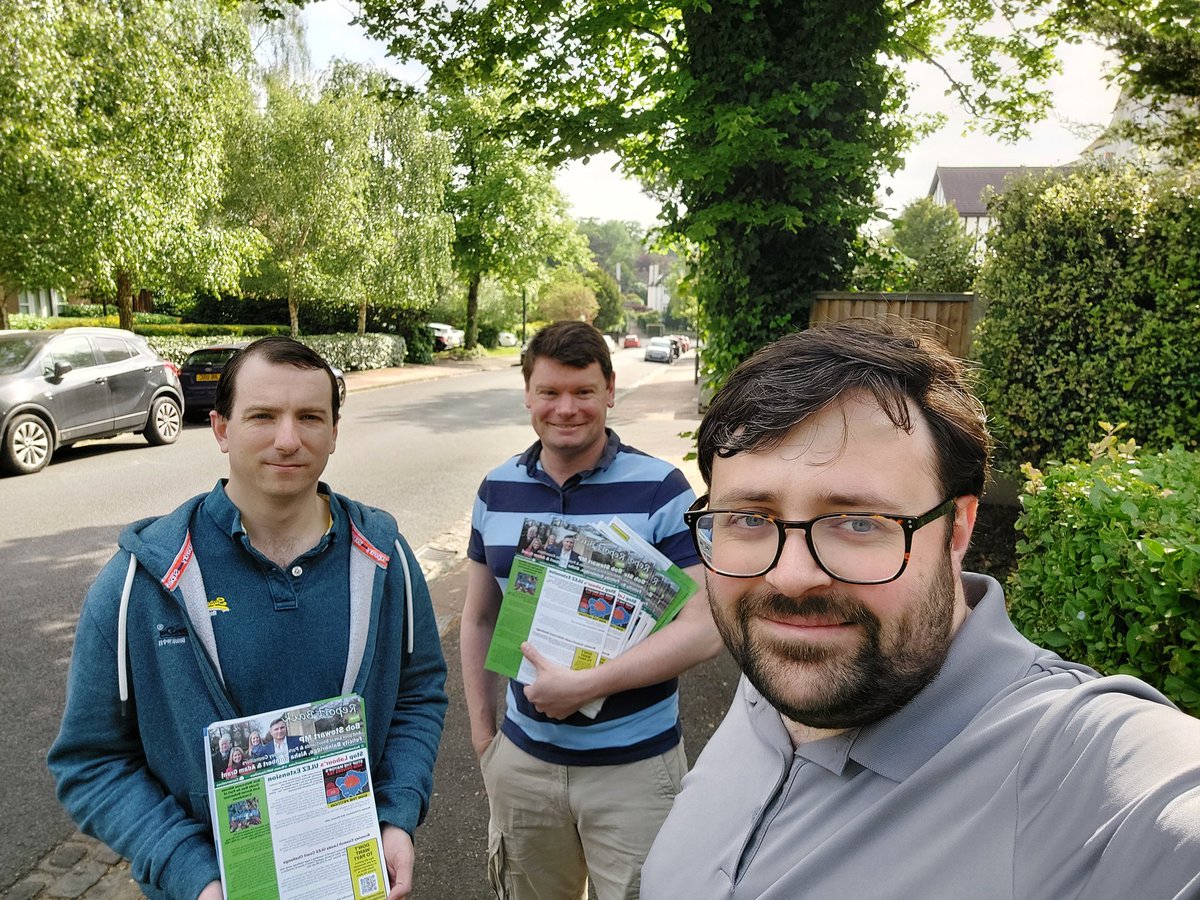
[185,293,434,364]
[145,333,406,371]
[1007,424,1200,714]
[8,314,286,337]
[975,164,1200,473]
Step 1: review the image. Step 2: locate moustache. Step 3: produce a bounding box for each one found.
[742,590,878,629]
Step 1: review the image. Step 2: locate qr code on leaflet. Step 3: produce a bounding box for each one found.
[358,872,379,895]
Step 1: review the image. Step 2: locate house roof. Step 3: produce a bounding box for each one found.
[928,166,1068,216]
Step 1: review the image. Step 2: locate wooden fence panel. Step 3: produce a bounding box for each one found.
[810,292,976,359]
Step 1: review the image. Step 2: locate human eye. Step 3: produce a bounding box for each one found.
[718,511,773,532]
[825,515,891,540]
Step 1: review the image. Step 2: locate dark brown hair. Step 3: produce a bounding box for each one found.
[521,321,613,385]
[697,319,991,498]
[213,336,340,422]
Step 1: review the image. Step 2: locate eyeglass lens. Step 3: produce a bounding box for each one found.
[693,512,908,581]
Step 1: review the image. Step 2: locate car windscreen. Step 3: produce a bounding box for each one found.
[184,349,239,368]
[0,334,44,374]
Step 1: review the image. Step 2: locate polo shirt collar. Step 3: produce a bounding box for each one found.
[201,479,341,543]
[518,429,622,482]
[845,572,1041,782]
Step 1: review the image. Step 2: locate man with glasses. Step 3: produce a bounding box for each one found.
[641,320,1200,899]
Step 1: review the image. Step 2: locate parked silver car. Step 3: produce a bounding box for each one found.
[644,336,675,363]
[0,327,184,475]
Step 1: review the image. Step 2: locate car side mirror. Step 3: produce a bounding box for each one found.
[52,360,73,380]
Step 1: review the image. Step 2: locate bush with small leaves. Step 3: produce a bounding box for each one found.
[1007,423,1200,714]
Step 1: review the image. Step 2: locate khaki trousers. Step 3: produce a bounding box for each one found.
[480,731,687,900]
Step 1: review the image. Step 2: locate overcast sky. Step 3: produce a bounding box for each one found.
[303,0,1119,227]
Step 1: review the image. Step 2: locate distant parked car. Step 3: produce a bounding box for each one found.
[603,334,618,353]
[644,336,674,364]
[180,342,346,420]
[0,327,184,475]
[428,322,464,352]
[498,331,518,347]
[623,334,640,348]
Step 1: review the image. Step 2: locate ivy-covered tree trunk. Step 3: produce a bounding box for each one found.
[357,297,368,336]
[679,0,898,386]
[287,295,300,338]
[116,270,134,331]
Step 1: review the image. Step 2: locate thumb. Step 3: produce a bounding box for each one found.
[520,641,545,668]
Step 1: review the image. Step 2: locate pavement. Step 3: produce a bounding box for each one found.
[8,350,721,900]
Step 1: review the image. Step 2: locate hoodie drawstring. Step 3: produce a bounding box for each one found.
[395,540,414,657]
[117,553,137,716]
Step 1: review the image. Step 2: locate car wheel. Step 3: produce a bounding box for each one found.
[337,376,347,407]
[2,414,53,475]
[144,396,182,445]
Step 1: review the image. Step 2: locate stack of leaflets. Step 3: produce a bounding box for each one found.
[484,516,698,717]
[204,694,389,900]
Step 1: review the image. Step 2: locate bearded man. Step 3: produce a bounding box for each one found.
[640,320,1200,900]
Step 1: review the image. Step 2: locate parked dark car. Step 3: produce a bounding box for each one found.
[180,342,347,420]
[0,327,184,475]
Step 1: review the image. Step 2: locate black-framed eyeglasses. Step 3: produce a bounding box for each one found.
[683,496,957,584]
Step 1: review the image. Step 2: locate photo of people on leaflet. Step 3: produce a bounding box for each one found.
[208,716,315,780]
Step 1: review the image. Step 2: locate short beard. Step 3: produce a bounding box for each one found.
[709,559,958,730]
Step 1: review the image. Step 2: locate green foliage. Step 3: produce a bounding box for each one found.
[536,269,598,323]
[357,0,1073,385]
[585,267,624,334]
[975,164,1200,472]
[1007,424,1200,715]
[674,0,910,387]
[577,219,645,294]
[0,0,262,330]
[433,83,588,348]
[7,315,284,336]
[888,197,979,292]
[145,332,405,370]
[55,304,113,319]
[1048,0,1199,158]
[848,232,917,292]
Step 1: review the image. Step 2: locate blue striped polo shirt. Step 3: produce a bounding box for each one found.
[467,430,700,766]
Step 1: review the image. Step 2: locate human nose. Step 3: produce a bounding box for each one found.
[273,415,301,452]
[763,527,834,596]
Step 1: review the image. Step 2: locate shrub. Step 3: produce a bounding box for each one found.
[56,303,111,318]
[975,164,1200,473]
[144,333,406,370]
[296,334,407,371]
[476,324,500,349]
[1007,423,1200,714]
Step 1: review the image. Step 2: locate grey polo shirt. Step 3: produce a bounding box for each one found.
[641,573,1200,899]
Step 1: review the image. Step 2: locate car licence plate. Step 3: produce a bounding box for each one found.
[196,373,221,382]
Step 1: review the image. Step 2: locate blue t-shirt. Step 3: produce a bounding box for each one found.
[468,430,699,765]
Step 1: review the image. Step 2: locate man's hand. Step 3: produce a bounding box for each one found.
[198,881,223,900]
[381,824,415,900]
[520,642,598,720]
[471,727,496,760]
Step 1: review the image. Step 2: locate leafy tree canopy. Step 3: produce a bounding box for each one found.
[433,83,588,347]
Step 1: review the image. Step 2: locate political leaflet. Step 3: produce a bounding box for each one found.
[484,517,697,717]
[204,694,389,900]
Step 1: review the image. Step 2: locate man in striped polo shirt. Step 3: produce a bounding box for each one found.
[462,321,721,900]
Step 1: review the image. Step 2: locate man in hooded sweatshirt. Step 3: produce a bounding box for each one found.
[49,336,448,900]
